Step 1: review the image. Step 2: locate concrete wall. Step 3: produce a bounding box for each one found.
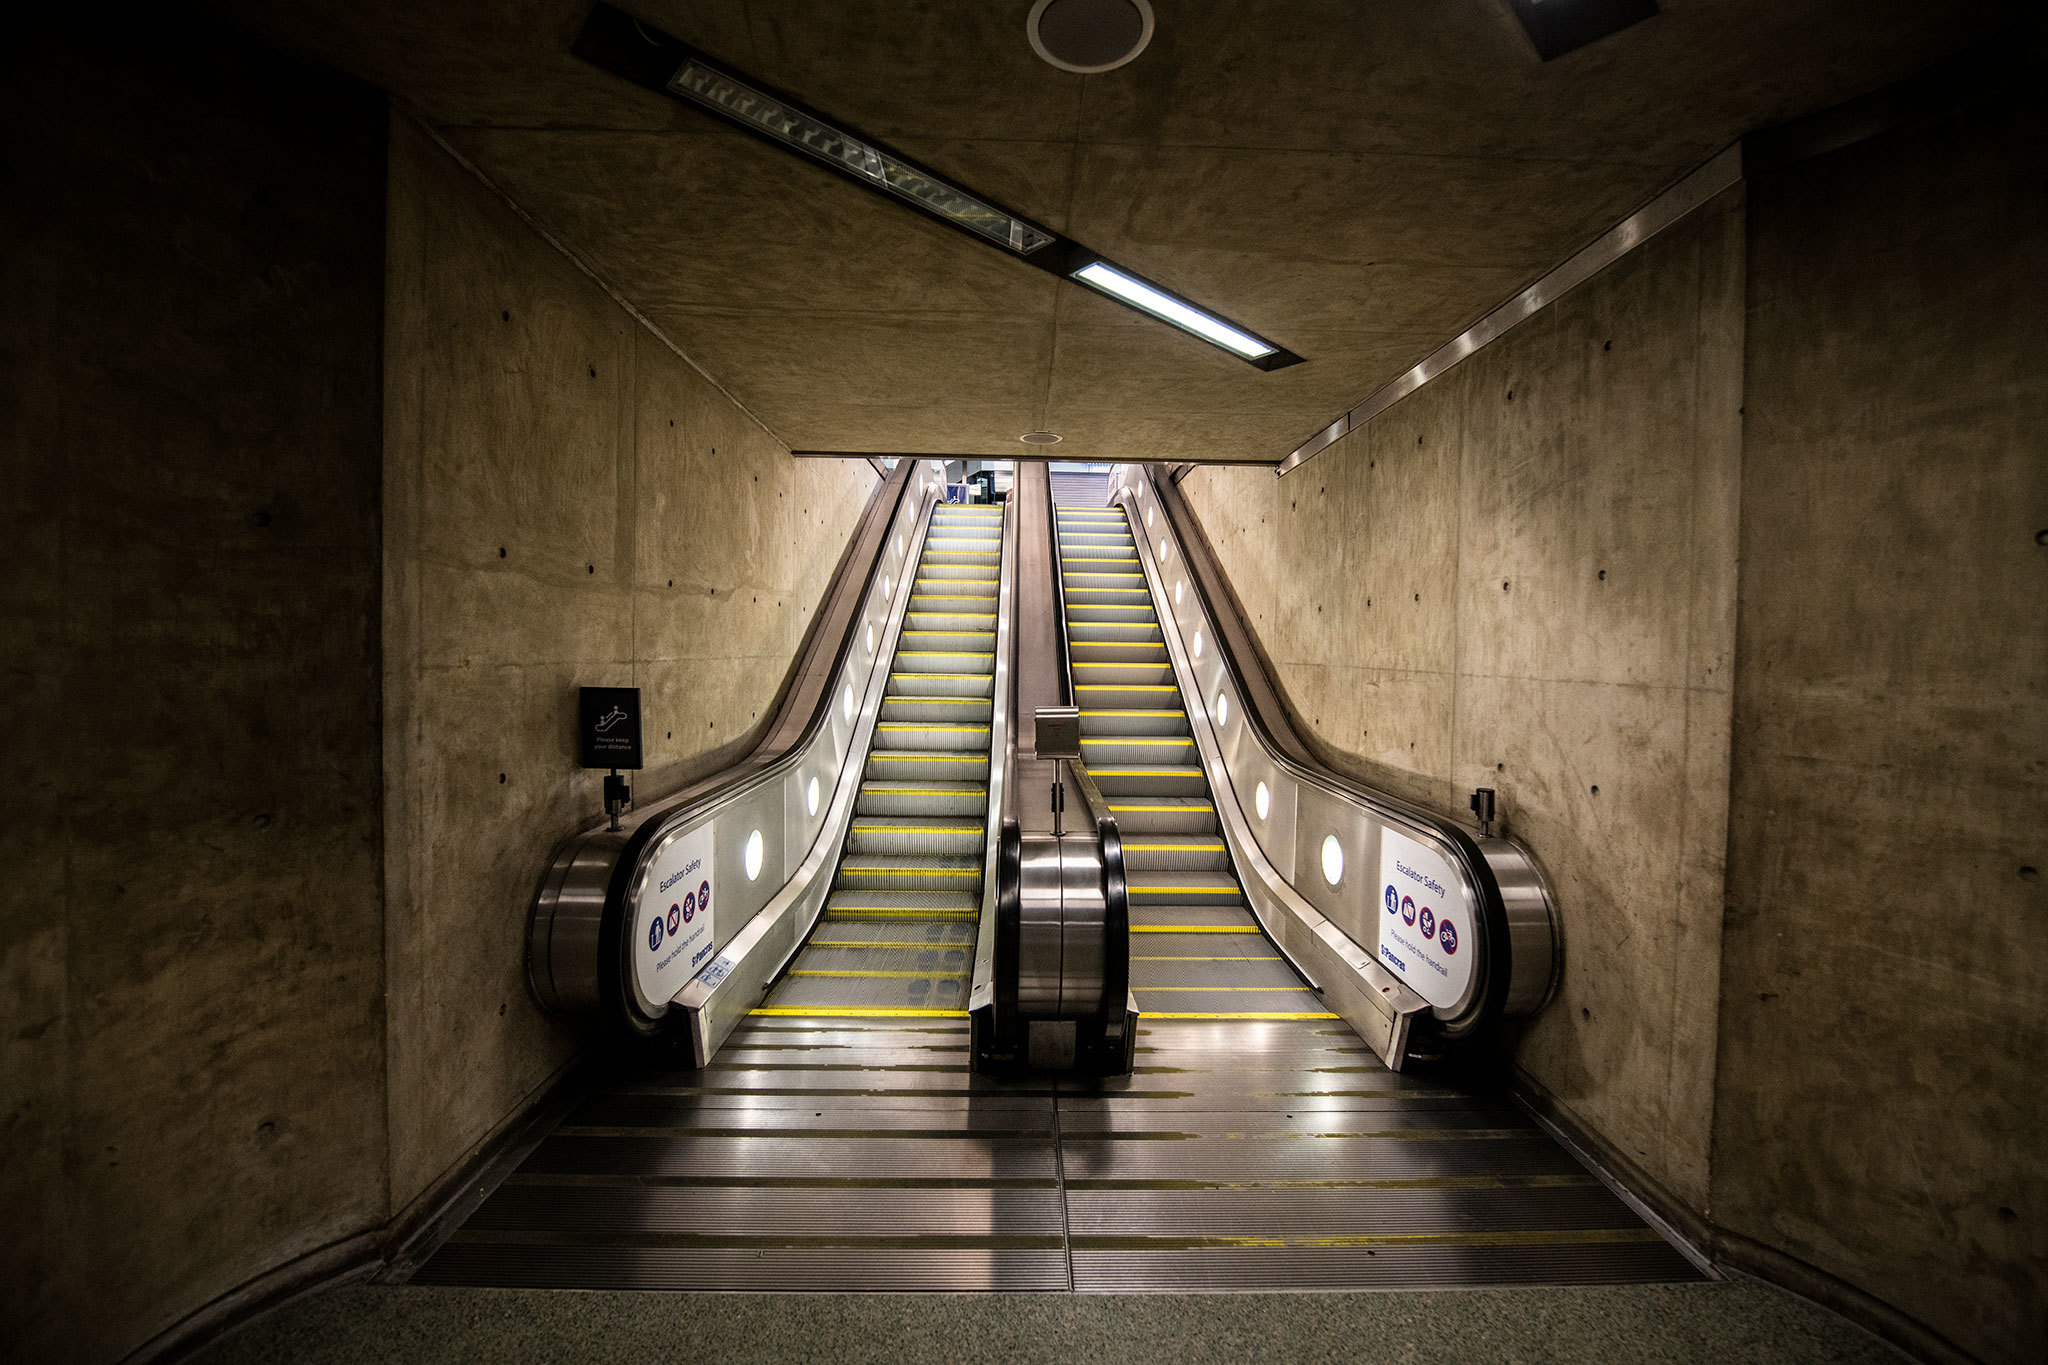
[1714,81,2048,1365]
[0,18,389,1363]
[380,116,876,1217]
[0,17,875,1359]
[1181,190,1745,1214]
[1177,64,2046,1364]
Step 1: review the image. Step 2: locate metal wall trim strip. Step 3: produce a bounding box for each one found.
[1275,145,1743,477]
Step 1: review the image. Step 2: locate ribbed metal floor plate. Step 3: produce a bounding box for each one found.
[412,1017,1702,1292]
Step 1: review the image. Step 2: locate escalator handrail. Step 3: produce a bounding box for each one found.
[1132,464,1552,1035]
[531,459,926,1030]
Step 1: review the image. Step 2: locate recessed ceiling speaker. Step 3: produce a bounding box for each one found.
[1027,0,1154,74]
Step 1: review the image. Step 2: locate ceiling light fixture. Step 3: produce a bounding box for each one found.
[1072,261,1279,361]
[1028,0,1154,75]
[573,3,1302,371]
[1020,431,1063,445]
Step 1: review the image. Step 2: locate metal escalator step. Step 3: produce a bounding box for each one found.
[1078,709,1187,736]
[1122,839,1230,871]
[1086,764,1207,796]
[1068,620,1162,643]
[894,652,995,674]
[1080,735,1195,764]
[856,782,988,817]
[864,751,991,783]
[1129,903,1261,929]
[888,672,995,698]
[848,818,984,856]
[872,722,992,751]
[1127,874,1246,906]
[900,630,996,651]
[835,855,981,892]
[1070,661,1177,685]
[1105,798,1218,834]
[825,890,980,918]
[880,695,993,723]
[904,612,997,631]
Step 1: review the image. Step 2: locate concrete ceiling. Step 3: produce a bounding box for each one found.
[209,0,2022,462]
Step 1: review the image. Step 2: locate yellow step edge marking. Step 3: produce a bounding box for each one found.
[853,824,982,832]
[1140,1012,1341,1020]
[1072,642,1168,652]
[1082,736,1190,744]
[1125,843,1227,852]
[751,1007,970,1018]
[1129,885,1243,895]
[1110,804,1215,812]
[1130,925,1259,934]
[827,909,980,920]
[810,940,973,949]
[877,723,990,732]
[1080,711,1184,717]
[1131,955,1282,962]
[1078,685,1179,692]
[870,754,986,763]
[840,868,978,878]
[788,969,973,980]
[1139,986,1316,993]
[1086,767,1201,776]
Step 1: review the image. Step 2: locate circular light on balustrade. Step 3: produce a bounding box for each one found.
[866,623,875,656]
[1191,629,1203,659]
[806,775,820,816]
[1215,690,1229,726]
[842,683,854,722]
[745,829,765,881]
[1254,781,1270,820]
[1158,537,1170,563]
[896,534,904,557]
[1174,581,1184,605]
[1321,834,1344,886]
[1146,506,1154,528]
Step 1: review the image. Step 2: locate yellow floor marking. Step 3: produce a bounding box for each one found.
[1130,925,1259,934]
[1141,1012,1341,1020]
[789,969,973,980]
[751,1007,969,1018]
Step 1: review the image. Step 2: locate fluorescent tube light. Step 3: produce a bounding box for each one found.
[669,59,1055,255]
[1071,261,1277,359]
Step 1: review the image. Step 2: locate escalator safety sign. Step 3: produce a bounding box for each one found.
[636,824,717,1009]
[1376,828,1473,1010]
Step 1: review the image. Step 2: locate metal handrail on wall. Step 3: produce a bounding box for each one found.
[1112,463,1560,1066]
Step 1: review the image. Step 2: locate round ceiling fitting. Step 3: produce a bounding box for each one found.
[1027,0,1154,75]
[1019,430,1063,445]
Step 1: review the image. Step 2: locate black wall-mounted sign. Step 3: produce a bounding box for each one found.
[579,686,643,770]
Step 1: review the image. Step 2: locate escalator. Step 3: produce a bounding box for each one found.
[754,502,1002,1019]
[1055,503,1330,1022]
[408,460,1703,1293]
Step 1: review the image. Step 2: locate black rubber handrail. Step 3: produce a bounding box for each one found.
[574,460,921,1039]
[1142,465,1518,1042]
